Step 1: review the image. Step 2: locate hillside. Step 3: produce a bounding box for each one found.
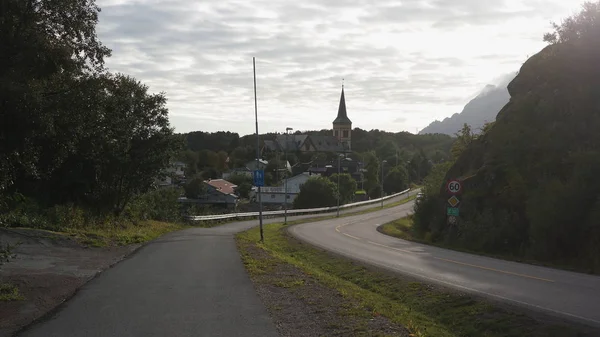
[419,73,515,136]
[413,3,600,273]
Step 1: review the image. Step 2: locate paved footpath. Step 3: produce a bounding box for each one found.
[19,195,411,337]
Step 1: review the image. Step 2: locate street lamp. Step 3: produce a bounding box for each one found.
[336,153,344,217]
[284,127,293,224]
[381,160,387,208]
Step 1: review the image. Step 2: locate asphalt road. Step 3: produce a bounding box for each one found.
[288,200,600,328]
[18,194,410,337]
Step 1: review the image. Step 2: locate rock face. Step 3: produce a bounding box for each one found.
[425,39,600,272]
[419,73,514,136]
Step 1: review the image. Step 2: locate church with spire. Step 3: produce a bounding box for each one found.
[332,84,352,151]
[261,84,353,154]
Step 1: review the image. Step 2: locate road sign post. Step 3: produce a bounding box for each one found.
[447,207,459,216]
[253,169,265,187]
[447,180,462,194]
[446,179,462,226]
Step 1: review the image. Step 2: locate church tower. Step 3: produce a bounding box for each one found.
[332,83,352,151]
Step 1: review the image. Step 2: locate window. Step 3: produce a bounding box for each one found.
[271,194,275,199]
[334,130,339,137]
[343,130,349,138]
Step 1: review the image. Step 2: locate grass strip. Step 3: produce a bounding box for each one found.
[237,222,587,337]
[0,283,24,301]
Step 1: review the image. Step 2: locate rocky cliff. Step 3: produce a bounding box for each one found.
[416,30,600,272]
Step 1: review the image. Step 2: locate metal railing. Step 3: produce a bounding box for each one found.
[187,188,411,221]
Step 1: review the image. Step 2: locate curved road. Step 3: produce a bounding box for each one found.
[289,200,600,328]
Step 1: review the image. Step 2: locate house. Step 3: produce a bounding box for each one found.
[249,172,313,204]
[156,161,187,187]
[183,179,239,209]
[245,159,268,171]
[167,161,186,177]
[263,134,347,154]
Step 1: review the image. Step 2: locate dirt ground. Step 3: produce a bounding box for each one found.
[0,228,138,337]
[238,240,410,337]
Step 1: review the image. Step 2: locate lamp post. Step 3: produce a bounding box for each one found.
[381,159,387,208]
[284,127,293,224]
[337,153,344,217]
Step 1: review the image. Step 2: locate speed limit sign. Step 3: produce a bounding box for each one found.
[447,180,462,194]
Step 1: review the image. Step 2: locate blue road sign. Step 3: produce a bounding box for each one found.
[253,169,265,187]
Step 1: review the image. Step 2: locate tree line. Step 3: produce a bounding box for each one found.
[1,0,183,229]
[178,129,453,202]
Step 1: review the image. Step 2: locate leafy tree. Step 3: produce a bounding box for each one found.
[450,123,476,160]
[178,150,199,177]
[543,1,600,44]
[422,161,454,197]
[293,176,337,209]
[184,176,207,199]
[197,150,219,170]
[201,168,218,180]
[1,0,111,193]
[83,74,181,214]
[384,166,409,194]
[228,173,252,186]
[227,174,253,199]
[328,173,358,204]
[236,182,252,199]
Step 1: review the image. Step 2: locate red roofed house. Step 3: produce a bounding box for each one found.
[195,179,239,209]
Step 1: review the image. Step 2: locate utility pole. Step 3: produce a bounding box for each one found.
[253,57,264,242]
[284,127,293,224]
[381,160,387,208]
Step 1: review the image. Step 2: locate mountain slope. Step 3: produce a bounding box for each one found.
[414,19,600,272]
[419,73,515,135]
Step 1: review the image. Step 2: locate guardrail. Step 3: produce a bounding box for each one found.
[187,188,412,221]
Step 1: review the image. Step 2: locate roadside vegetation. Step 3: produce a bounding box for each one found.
[237,223,591,337]
[412,2,600,275]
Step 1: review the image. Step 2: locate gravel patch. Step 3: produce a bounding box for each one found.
[238,240,410,337]
[0,228,138,337]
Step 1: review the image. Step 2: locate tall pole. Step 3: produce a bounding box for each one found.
[337,154,341,217]
[284,127,292,224]
[381,160,387,208]
[253,57,264,242]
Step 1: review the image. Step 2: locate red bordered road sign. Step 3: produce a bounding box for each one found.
[447,180,462,194]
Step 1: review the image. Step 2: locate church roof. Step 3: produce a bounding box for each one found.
[333,86,352,125]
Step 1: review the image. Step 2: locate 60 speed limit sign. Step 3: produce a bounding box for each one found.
[447,180,462,194]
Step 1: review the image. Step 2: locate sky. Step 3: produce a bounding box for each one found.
[96,0,584,136]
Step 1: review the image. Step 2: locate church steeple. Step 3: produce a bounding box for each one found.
[332,81,352,152]
[333,83,352,125]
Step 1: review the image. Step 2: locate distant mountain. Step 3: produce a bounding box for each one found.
[419,72,517,136]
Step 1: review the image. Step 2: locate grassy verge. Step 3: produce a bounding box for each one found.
[378,216,596,275]
[378,215,423,243]
[5,220,186,247]
[0,283,24,301]
[63,220,185,247]
[237,223,589,337]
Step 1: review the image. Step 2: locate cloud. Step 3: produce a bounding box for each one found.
[96,0,583,136]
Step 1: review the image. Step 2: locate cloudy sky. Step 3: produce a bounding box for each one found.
[96,0,583,136]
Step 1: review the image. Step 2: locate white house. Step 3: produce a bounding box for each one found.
[156,161,187,187]
[250,172,314,204]
[167,161,186,177]
[245,159,268,171]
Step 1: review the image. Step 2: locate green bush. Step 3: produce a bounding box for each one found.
[125,187,183,222]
